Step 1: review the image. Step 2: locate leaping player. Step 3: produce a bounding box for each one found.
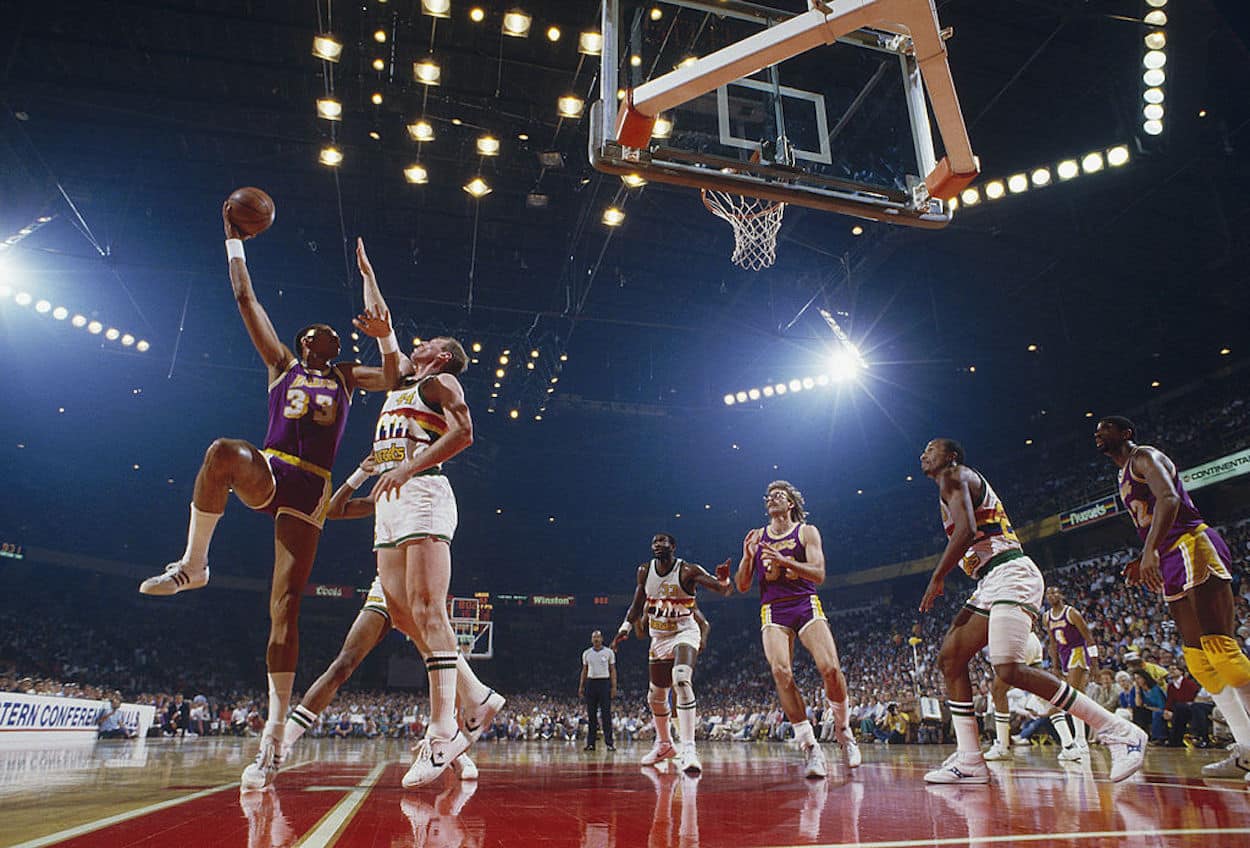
[278,455,478,781]
[917,438,1145,784]
[1043,586,1098,762]
[613,533,732,773]
[138,212,402,791]
[1095,416,1250,782]
[736,481,861,778]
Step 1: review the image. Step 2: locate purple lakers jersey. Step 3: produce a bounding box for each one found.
[264,360,352,472]
[754,523,818,604]
[1045,606,1086,665]
[1118,447,1205,549]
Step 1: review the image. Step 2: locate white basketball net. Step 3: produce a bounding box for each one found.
[703,189,786,271]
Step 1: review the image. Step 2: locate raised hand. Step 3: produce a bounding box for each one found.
[715,559,732,582]
[222,202,246,241]
[356,237,376,280]
[353,305,392,339]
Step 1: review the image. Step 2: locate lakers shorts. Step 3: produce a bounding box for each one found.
[1160,525,1232,602]
[649,624,702,662]
[362,575,390,623]
[760,594,827,636]
[1061,646,1089,673]
[256,450,333,529]
[373,474,457,549]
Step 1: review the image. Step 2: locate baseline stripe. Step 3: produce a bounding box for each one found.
[760,827,1250,848]
[294,760,388,848]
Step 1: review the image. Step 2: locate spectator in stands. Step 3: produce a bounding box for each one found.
[1125,651,1169,688]
[163,693,190,737]
[1164,664,1211,748]
[1130,669,1167,740]
[871,702,909,744]
[96,694,133,739]
[189,695,210,737]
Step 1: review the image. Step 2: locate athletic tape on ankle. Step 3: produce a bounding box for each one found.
[1202,635,1250,688]
[226,239,245,262]
[1184,645,1225,694]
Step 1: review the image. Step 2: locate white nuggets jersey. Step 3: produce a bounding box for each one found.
[373,377,449,472]
[940,470,1023,579]
[645,559,698,636]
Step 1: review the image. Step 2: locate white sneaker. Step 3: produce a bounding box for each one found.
[640,740,677,766]
[924,752,989,784]
[804,743,828,779]
[140,560,208,595]
[840,734,862,768]
[450,753,478,781]
[1057,744,1084,763]
[983,741,1013,761]
[1010,734,1030,747]
[1202,743,1250,778]
[462,691,506,743]
[1104,723,1148,783]
[240,737,280,791]
[678,743,702,774]
[403,731,471,789]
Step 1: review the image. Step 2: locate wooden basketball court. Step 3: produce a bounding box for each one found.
[5,738,1249,847]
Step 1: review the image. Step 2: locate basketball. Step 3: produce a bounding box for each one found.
[225,187,276,237]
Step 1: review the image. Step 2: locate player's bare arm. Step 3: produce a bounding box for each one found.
[735,529,760,593]
[340,306,402,392]
[693,606,710,652]
[355,236,411,378]
[919,468,977,612]
[373,374,472,499]
[223,204,291,381]
[1134,447,1180,593]
[326,456,378,521]
[682,560,734,597]
[612,565,649,649]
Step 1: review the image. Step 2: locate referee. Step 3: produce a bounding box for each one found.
[579,630,617,751]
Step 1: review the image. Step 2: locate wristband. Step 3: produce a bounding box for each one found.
[346,467,370,490]
[225,239,245,262]
[618,620,632,635]
[1086,646,1099,659]
[379,332,399,355]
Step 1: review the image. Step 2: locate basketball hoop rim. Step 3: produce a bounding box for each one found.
[701,187,785,221]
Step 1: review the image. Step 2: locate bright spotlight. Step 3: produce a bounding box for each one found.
[1143,103,1164,121]
[762,385,775,397]
[960,187,980,206]
[747,388,761,400]
[788,379,802,392]
[52,306,68,320]
[413,59,442,85]
[34,299,51,313]
[312,34,343,63]
[121,334,135,346]
[1144,10,1167,25]
[1030,167,1052,187]
[1106,146,1130,169]
[87,320,103,334]
[557,95,585,119]
[14,292,32,306]
[105,327,120,340]
[829,351,860,382]
[601,206,625,227]
[801,377,815,390]
[735,391,748,403]
[774,383,787,395]
[984,180,1005,200]
[1081,151,1105,173]
[136,340,150,352]
[1142,119,1164,136]
[1143,50,1166,70]
[652,116,673,139]
[421,0,451,18]
[1144,31,1166,50]
[502,10,532,37]
[578,31,603,56]
[408,120,435,142]
[1056,159,1080,180]
[723,394,735,406]
[1143,87,1164,105]
[71,314,86,327]
[1007,173,1028,194]
[1143,68,1165,87]
[476,135,501,156]
[815,374,829,386]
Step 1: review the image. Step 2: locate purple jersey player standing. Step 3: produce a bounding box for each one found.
[138,206,402,791]
[734,480,860,778]
[1095,416,1250,781]
[1043,585,1097,761]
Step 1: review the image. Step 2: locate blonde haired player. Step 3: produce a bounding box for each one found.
[736,480,861,778]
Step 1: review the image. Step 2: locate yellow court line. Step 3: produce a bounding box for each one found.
[762,827,1250,848]
[294,760,390,848]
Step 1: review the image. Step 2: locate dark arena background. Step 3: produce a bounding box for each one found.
[3,1,1250,846]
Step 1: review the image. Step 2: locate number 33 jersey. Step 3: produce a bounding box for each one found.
[264,360,352,472]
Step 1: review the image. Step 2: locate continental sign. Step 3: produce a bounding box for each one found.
[1181,446,1250,492]
[1059,494,1124,532]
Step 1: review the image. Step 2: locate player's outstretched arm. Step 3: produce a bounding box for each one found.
[919,470,976,612]
[223,204,291,380]
[341,305,403,392]
[373,374,472,499]
[612,566,648,649]
[354,237,412,385]
[326,456,379,520]
[685,560,734,597]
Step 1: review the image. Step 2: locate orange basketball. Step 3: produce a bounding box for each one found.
[225,187,276,237]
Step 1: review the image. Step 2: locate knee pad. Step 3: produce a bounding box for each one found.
[1184,645,1225,694]
[987,604,1034,666]
[1202,635,1250,688]
[648,684,671,716]
[672,664,695,706]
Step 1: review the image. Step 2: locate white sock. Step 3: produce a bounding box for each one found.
[793,719,816,750]
[266,672,294,747]
[182,503,222,566]
[1051,711,1076,748]
[1072,715,1086,746]
[284,704,318,751]
[426,653,459,739]
[995,711,1012,748]
[676,702,697,746]
[455,654,491,707]
[1049,682,1122,737]
[827,699,850,741]
[1211,687,1250,747]
[948,700,979,755]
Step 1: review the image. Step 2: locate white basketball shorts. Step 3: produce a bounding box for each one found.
[373,474,458,549]
[649,625,701,662]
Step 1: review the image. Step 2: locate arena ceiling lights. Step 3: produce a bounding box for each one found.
[1141,0,1169,136]
[953,145,1131,209]
[0,279,150,353]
